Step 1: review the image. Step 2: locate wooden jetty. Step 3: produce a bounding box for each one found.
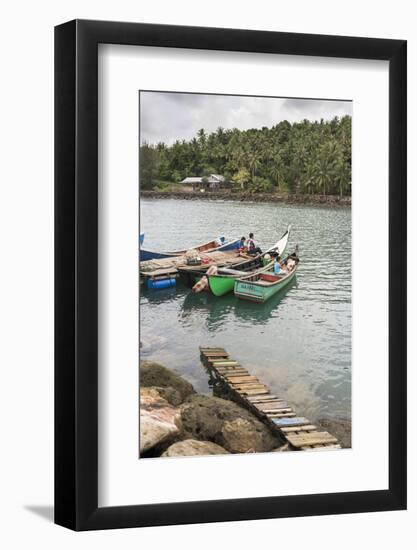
[200,347,341,451]
[140,250,251,282]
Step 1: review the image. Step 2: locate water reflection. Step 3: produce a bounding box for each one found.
[180,276,298,327]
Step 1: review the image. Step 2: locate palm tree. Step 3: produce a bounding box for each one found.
[312,156,336,196]
[302,161,316,195]
[270,152,285,192]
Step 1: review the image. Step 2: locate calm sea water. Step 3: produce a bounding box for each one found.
[140,198,351,422]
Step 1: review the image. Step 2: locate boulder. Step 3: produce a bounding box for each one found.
[140,387,181,454]
[162,439,229,457]
[140,361,195,403]
[150,386,183,406]
[221,418,264,453]
[180,394,281,453]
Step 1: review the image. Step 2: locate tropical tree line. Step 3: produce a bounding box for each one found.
[140,115,351,196]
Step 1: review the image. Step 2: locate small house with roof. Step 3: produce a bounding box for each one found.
[180,174,226,190]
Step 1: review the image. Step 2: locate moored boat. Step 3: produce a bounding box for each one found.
[234,250,299,303]
[177,225,291,296]
[204,264,273,296]
[139,236,240,262]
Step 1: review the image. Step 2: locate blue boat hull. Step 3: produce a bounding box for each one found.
[216,239,240,251]
[140,249,176,261]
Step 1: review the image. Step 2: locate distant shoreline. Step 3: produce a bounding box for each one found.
[141,190,351,207]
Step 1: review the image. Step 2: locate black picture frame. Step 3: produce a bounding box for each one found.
[55,19,407,531]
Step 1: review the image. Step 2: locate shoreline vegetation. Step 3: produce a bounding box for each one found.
[140,361,351,458]
[140,116,352,198]
[141,189,351,206]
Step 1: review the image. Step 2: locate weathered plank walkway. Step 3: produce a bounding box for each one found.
[200,347,341,451]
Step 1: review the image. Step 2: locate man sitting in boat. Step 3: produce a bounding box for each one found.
[273,257,281,274]
[247,232,262,255]
[238,236,247,252]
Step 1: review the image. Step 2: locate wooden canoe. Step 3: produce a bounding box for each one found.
[139,236,240,262]
[234,250,299,303]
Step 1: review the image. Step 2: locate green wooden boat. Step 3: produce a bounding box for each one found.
[207,263,273,296]
[234,251,299,303]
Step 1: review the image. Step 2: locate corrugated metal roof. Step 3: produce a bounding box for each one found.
[181,174,225,184]
[181,177,203,183]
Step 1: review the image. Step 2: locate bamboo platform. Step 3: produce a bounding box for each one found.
[140,250,251,280]
[200,347,341,451]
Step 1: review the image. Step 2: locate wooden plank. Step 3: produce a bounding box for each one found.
[239,388,270,396]
[218,370,249,376]
[140,267,178,278]
[229,381,266,388]
[209,360,239,367]
[254,401,289,410]
[216,368,248,374]
[267,412,296,419]
[280,425,317,433]
[246,395,279,403]
[200,349,227,354]
[224,375,259,383]
[232,384,268,391]
[270,417,310,427]
[261,407,293,414]
[215,364,245,370]
[286,431,339,448]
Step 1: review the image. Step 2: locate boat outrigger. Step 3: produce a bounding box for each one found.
[177,225,291,296]
[139,236,240,262]
[234,248,299,303]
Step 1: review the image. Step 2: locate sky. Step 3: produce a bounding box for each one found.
[140,91,352,145]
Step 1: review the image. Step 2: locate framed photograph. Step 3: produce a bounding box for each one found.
[55,20,406,530]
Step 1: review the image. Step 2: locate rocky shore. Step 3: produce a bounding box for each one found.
[140,361,351,457]
[141,190,351,207]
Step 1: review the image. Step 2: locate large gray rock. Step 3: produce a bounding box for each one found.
[180,394,282,453]
[140,387,181,454]
[221,418,264,453]
[162,439,229,457]
[150,386,183,406]
[140,361,195,404]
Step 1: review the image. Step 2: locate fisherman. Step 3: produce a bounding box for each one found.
[273,257,281,274]
[262,253,272,267]
[247,232,262,255]
[238,236,247,251]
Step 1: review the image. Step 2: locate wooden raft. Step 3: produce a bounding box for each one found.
[140,251,251,280]
[200,347,341,452]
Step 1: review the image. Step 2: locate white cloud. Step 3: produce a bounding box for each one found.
[140,91,352,145]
